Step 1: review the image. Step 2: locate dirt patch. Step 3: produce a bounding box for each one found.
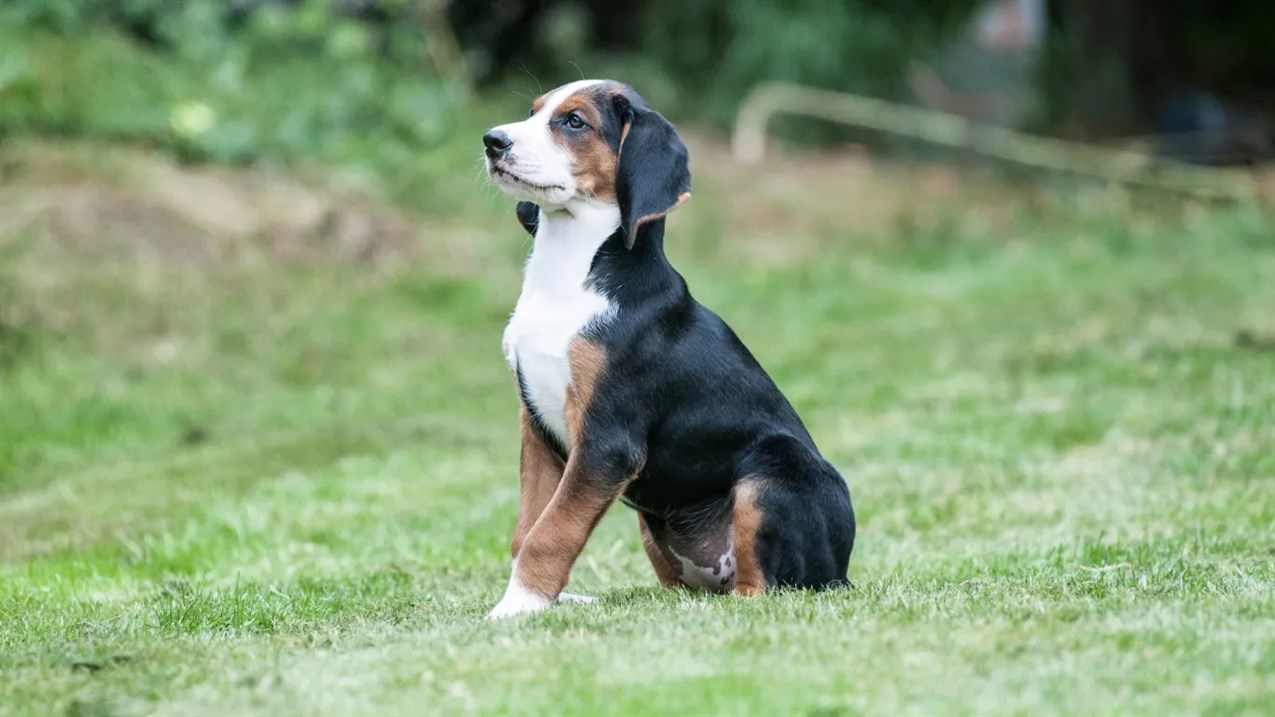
[679,131,1020,265]
[0,141,422,267]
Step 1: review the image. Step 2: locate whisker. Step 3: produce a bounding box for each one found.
[520,66,543,97]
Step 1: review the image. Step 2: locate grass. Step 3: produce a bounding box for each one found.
[1,120,1274,716]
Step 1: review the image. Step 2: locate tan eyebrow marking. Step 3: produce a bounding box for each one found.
[553,92,602,126]
[550,89,617,203]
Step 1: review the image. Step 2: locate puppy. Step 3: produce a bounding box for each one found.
[483,80,854,618]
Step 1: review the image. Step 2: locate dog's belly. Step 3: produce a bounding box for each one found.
[504,288,611,448]
[641,506,737,592]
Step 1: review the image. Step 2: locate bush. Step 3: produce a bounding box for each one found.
[631,0,977,125]
[0,0,463,166]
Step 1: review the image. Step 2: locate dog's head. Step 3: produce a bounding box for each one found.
[483,80,691,248]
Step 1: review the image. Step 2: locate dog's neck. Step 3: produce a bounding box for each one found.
[525,200,683,303]
[536,201,621,247]
[521,202,620,297]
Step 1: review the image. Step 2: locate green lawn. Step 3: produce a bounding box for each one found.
[1,134,1273,716]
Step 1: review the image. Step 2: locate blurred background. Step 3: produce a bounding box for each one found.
[1,0,1273,565]
[3,5,1275,712]
[3,0,1275,165]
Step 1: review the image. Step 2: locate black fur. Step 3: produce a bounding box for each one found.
[513,84,854,591]
[514,86,688,246]
[515,200,539,236]
[610,88,691,248]
[582,217,855,590]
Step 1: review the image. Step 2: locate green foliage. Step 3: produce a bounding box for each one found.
[0,0,985,155]
[0,0,461,166]
[630,0,978,125]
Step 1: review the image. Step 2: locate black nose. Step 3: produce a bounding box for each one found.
[483,129,513,158]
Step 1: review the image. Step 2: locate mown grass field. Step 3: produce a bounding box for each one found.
[1,127,1273,716]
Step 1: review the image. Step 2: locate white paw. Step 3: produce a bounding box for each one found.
[487,574,553,620]
[487,594,552,620]
[556,592,598,605]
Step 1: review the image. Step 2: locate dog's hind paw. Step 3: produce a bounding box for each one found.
[556,592,597,605]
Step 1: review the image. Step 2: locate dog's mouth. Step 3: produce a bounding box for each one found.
[488,164,566,193]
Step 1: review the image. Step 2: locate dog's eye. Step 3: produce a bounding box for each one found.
[527,107,536,118]
[565,112,586,130]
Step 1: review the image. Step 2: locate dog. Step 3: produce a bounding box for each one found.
[482,80,855,619]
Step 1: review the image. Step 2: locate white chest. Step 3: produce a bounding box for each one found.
[504,286,611,447]
[502,204,620,448]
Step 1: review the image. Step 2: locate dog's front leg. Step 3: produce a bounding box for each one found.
[507,405,593,607]
[488,439,641,619]
[511,405,564,560]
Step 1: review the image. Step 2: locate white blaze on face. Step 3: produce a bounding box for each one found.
[485,79,605,207]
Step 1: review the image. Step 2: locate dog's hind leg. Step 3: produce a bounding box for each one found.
[638,513,683,589]
[731,438,855,594]
[731,479,770,596]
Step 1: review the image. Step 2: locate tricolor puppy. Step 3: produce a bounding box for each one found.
[483,80,855,619]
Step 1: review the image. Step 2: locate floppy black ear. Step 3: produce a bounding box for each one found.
[613,90,691,249]
[515,201,539,236]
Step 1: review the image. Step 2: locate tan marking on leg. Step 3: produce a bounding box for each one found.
[515,459,634,598]
[732,479,767,596]
[511,337,632,599]
[511,405,565,559]
[638,514,682,589]
[564,338,607,446]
